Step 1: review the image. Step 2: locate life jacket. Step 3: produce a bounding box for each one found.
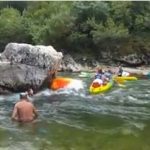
[118,68,123,76]
[95,73,102,79]
[92,79,103,88]
[104,72,112,79]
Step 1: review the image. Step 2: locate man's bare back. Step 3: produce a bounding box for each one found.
[12,94,38,122]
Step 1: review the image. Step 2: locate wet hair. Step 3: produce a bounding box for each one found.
[20,92,28,99]
[97,69,102,74]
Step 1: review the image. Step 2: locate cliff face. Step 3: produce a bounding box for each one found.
[0,43,63,94]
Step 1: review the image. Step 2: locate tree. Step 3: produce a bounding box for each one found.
[0,8,27,51]
[110,1,150,33]
[23,1,73,49]
[0,1,27,14]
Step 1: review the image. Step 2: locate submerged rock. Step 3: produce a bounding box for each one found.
[0,43,63,93]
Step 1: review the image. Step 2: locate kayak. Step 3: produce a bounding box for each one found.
[78,72,91,78]
[89,80,113,94]
[50,77,84,90]
[50,77,73,90]
[113,76,137,84]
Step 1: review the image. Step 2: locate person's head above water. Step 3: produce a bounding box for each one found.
[20,92,28,99]
[27,88,34,96]
[97,68,102,74]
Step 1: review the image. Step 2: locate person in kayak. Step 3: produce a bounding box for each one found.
[11,92,38,123]
[117,65,123,76]
[95,68,103,79]
[104,68,113,80]
[93,68,109,87]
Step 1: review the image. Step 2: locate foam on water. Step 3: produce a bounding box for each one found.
[35,79,84,97]
[35,89,53,97]
[65,79,84,90]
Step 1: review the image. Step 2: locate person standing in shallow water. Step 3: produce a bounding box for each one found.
[27,88,34,97]
[26,88,34,102]
[11,93,38,123]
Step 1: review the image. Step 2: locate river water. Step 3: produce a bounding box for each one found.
[0,72,150,150]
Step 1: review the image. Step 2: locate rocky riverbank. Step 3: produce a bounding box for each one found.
[0,43,149,94]
[59,54,150,78]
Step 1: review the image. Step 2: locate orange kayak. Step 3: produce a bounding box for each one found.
[50,77,73,90]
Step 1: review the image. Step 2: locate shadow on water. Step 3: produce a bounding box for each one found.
[0,73,150,150]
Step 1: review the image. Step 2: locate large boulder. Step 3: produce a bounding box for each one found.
[0,63,47,92]
[0,43,63,93]
[2,43,63,70]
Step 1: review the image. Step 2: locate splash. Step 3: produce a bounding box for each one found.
[65,79,84,91]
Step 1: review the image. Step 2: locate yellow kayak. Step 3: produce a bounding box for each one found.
[113,76,137,84]
[89,80,113,94]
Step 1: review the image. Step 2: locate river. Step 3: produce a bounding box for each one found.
[0,72,150,150]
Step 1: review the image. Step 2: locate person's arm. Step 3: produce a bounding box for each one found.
[11,104,18,121]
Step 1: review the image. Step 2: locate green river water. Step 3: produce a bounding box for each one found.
[0,72,150,150]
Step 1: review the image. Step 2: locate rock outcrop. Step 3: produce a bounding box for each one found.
[0,43,63,94]
[2,43,62,70]
[60,54,81,72]
[113,53,147,67]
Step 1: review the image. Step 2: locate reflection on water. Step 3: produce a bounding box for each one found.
[0,73,150,150]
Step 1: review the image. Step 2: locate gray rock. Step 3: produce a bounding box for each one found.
[0,43,63,93]
[0,63,47,92]
[2,43,63,70]
[60,54,81,72]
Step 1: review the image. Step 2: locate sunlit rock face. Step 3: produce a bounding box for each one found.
[0,43,63,93]
[2,43,63,70]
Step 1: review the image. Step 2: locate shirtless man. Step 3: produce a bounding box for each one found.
[11,93,38,122]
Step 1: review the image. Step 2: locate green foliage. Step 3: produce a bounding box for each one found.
[23,1,73,48]
[0,8,27,51]
[72,1,109,24]
[0,1,27,13]
[0,1,149,56]
[110,1,150,33]
[89,17,128,43]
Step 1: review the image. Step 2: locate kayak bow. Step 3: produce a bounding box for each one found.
[89,80,113,94]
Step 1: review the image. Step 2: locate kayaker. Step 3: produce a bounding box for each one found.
[11,92,38,123]
[95,68,103,79]
[104,69,113,80]
[117,65,123,76]
[94,68,109,86]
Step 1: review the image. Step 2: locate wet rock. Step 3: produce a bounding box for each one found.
[0,63,48,93]
[0,43,63,93]
[113,53,145,67]
[60,54,81,72]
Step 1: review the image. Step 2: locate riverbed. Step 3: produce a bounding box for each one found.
[0,72,150,150]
